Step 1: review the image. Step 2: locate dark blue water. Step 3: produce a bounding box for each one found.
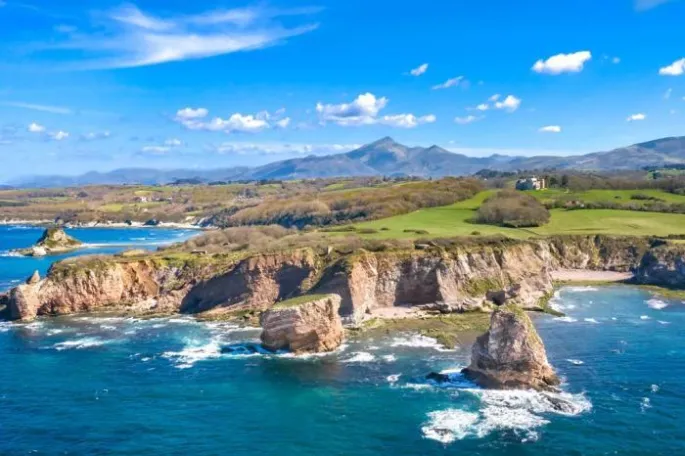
[1,228,684,454]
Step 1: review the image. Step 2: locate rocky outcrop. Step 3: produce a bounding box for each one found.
[462,304,560,391]
[2,234,682,322]
[260,294,343,353]
[14,227,82,256]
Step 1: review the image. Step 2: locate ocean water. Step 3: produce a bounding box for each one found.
[1,230,684,454]
[0,225,197,290]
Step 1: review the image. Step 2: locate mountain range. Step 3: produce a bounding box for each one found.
[8,135,685,188]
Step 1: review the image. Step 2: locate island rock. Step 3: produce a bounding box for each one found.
[462,304,559,391]
[260,294,344,354]
[14,227,82,257]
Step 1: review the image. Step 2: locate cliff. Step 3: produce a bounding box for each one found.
[14,227,82,257]
[1,235,679,322]
[463,304,560,391]
[260,294,344,353]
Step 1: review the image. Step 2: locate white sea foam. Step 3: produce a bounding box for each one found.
[52,337,110,351]
[567,359,584,365]
[640,315,651,320]
[640,397,652,412]
[390,334,453,351]
[583,318,599,324]
[646,299,668,310]
[422,389,591,444]
[342,352,375,363]
[651,384,660,393]
[565,286,599,293]
[657,320,670,325]
[162,337,223,369]
[554,316,577,323]
[387,374,401,383]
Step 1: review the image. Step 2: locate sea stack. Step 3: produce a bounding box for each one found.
[15,227,82,256]
[260,294,344,354]
[462,304,560,391]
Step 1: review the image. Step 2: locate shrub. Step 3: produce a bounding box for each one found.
[473,190,550,228]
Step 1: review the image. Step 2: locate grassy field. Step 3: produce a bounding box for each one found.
[351,190,685,239]
[529,188,685,205]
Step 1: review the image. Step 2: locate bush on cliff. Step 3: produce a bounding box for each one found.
[473,190,550,228]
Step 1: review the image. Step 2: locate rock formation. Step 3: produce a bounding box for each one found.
[462,304,560,391]
[260,294,344,354]
[2,234,681,322]
[27,270,40,285]
[14,227,82,257]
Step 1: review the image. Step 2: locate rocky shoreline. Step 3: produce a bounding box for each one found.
[2,235,683,324]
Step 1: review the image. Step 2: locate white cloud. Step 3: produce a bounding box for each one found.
[275,117,291,128]
[41,5,320,69]
[475,103,489,111]
[432,76,464,90]
[3,101,72,115]
[316,93,433,128]
[141,145,171,154]
[174,107,285,134]
[664,88,673,100]
[81,131,111,141]
[488,94,500,102]
[49,131,69,141]
[379,114,436,128]
[532,51,592,74]
[635,0,674,10]
[494,95,522,112]
[210,142,361,156]
[627,113,646,121]
[659,58,685,76]
[164,138,182,147]
[539,125,562,133]
[612,56,621,64]
[409,63,428,76]
[176,107,209,120]
[28,123,46,133]
[454,115,481,125]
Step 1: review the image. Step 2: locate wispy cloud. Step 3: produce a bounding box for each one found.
[409,63,428,76]
[35,3,321,69]
[2,101,72,114]
[432,76,465,90]
[209,142,361,156]
[627,113,646,121]
[635,0,676,11]
[454,115,482,125]
[539,125,562,133]
[494,95,522,112]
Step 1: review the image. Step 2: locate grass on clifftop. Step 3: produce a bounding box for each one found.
[273,294,331,309]
[348,191,685,239]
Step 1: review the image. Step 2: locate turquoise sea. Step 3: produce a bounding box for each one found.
[1,226,684,454]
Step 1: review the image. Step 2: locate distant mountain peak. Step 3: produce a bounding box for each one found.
[367,136,399,148]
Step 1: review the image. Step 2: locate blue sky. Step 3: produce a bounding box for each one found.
[0,0,684,179]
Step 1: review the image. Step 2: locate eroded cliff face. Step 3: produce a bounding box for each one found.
[260,294,343,353]
[3,235,681,322]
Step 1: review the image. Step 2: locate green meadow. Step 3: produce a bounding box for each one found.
[351,189,685,239]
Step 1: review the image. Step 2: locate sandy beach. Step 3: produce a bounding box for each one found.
[552,269,633,282]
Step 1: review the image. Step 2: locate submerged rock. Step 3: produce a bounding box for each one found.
[260,294,344,354]
[462,304,559,391]
[426,372,451,383]
[14,227,82,257]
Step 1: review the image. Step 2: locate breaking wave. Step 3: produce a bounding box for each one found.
[422,388,591,444]
[646,299,668,310]
[51,337,112,351]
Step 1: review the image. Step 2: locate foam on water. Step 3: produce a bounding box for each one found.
[567,359,585,365]
[646,298,668,310]
[554,316,578,323]
[640,315,651,320]
[51,337,112,351]
[565,286,599,293]
[342,351,376,363]
[390,334,452,351]
[584,318,599,324]
[162,336,223,369]
[422,389,591,444]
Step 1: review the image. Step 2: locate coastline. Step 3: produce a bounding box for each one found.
[0,219,207,230]
[551,269,634,283]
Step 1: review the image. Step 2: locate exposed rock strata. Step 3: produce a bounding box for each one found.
[463,304,560,391]
[2,235,682,322]
[260,294,343,353]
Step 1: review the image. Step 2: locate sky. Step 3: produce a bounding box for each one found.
[0,0,684,180]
